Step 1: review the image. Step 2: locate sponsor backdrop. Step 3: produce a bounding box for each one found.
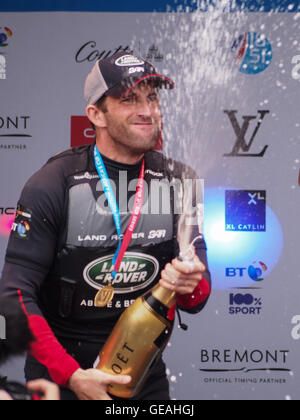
[0,0,299,400]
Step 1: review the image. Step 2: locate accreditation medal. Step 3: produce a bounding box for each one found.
[94,283,115,308]
[93,145,145,308]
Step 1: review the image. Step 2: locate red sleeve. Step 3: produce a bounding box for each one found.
[167,277,211,321]
[18,290,80,387]
[176,277,211,309]
[0,160,81,388]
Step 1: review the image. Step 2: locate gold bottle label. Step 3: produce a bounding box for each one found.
[97,290,175,398]
[94,283,115,308]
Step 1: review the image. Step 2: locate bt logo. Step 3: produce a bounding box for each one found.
[226,261,268,282]
[0,27,13,48]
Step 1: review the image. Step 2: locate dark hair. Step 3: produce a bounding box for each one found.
[90,95,108,131]
[0,297,34,365]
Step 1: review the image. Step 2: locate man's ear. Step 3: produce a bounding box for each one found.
[86,105,107,129]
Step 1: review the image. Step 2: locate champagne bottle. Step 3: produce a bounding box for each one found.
[96,284,176,399]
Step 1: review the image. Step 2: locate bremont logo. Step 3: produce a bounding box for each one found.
[0,116,31,138]
[224,110,270,157]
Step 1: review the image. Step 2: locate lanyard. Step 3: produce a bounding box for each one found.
[94,145,145,279]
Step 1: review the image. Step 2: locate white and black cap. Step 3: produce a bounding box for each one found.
[84,52,175,106]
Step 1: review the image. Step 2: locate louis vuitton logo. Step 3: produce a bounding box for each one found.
[224,110,270,157]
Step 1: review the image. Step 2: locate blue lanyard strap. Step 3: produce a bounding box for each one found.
[94,145,122,274]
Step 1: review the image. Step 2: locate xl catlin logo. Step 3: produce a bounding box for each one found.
[225,190,266,232]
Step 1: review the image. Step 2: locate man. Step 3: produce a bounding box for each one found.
[0,52,211,400]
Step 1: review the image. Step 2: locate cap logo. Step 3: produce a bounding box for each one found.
[115,55,145,67]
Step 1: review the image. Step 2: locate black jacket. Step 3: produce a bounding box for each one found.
[0,144,211,386]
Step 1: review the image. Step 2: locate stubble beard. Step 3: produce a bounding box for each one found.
[106,117,161,155]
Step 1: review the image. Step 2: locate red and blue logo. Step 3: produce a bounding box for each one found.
[0,27,13,47]
[232,32,272,75]
[248,261,268,282]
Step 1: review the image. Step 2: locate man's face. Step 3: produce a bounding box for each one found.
[102,82,162,155]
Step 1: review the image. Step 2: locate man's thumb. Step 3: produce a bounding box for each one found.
[101,372,132,385]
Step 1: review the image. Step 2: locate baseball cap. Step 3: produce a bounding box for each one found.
[84,52,175,106]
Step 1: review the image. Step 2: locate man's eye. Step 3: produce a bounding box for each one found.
[122,96,135,103]
[148,94,158,102]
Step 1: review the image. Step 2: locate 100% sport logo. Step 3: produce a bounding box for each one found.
[229,293,262,315]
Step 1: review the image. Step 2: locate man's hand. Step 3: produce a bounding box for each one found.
[68,368,131,401]
[0,390,12,400]
[0,380,59,401]
[159,255,206,295]
[27,379,60,400]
